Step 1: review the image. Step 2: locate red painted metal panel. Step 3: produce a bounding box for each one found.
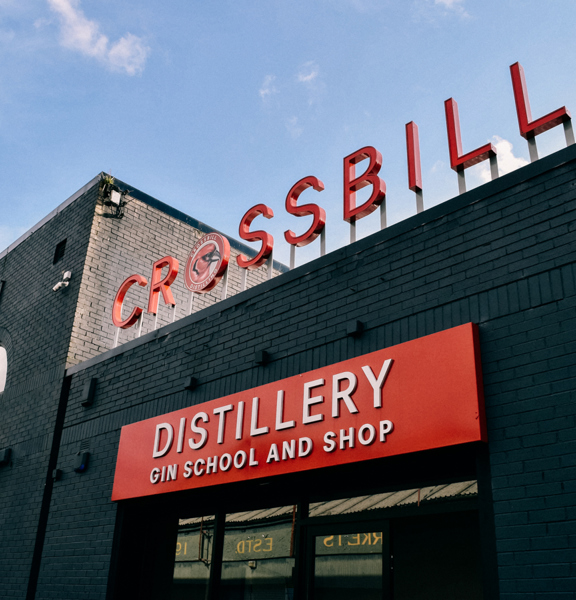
[112,323,486,501]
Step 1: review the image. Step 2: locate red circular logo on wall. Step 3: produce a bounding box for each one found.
[184,233,230,293]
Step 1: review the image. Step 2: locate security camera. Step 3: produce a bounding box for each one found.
[53,271,72,292]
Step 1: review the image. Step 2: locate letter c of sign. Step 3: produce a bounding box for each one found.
[112,274,148,329]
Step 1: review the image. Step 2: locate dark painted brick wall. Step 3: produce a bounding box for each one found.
[42,145,576,600]
[0,184,99,600]
[7,144,576,599]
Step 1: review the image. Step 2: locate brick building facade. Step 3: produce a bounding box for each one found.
[1,144,575,599]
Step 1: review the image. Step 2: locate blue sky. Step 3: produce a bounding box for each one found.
[1,0,575,266]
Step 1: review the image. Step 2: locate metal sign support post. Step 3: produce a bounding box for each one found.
[220,269,229,301]
[415,189,424,214]
[267,249,274,280]
[564,120,575,146]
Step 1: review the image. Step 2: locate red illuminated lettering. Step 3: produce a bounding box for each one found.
[284,176,326,247]
[237,204,274,270]
[444,98,496,171]
[510,62,571,139]
[343,146,386,222]
[112,274,148,329]
[406,121,422,192]
[147,256,179,315]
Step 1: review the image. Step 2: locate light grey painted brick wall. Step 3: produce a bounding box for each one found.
[67,182,282,366]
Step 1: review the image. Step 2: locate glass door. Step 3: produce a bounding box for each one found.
[307,522,391,600]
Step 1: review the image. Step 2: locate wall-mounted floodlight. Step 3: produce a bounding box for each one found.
[346,320,364,338]
[110,190,122,206]
[74,451,90,473]
[53,271,72,292]
[184,376,198,391]
[0,448,12,466]
[81,378,97,407]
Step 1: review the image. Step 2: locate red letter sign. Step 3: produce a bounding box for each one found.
[406,121,422,192]
[147,256,179,315]
[237,204,274,270]
[444,98,496,170]
[112,274,148,329]
[284,176,326,247]
[510,62,571,139]
[343,147,386,222]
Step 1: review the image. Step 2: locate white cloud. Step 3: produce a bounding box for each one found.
[259,74,278,101]
[430,160,444,173]
[285,116,303,139]
[478,136,529,183]
[296,61,324,106]
[414,0,470,20]
[47,0,149,75]
[297,61,319,84]
[434,0,470,17]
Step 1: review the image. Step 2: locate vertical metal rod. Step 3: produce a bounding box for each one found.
[564,120,575,146]
[528,137,539,162]
[153,312,158,330]
[290,245,295,270]
[320,228,326,257]
[267,249,274,280]
[137,313,143,338]
[241,268,247,292]
[220,269,229,301]
[113,327,120,348]
[457,169,466,195]
[489,155,499,180]
[415,189,424,214]
[171,304,176,323]
[350,219,356,244]
[380,200,387,230]
[188,291,194,315]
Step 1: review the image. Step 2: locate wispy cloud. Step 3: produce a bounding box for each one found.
[47,0,149,75]
[478,136,528,183]
[297,61,319,84]
[259,74,278,101]
[296,61,324,107]
[285,116,303,139]
[414,0,471,21]
[434,0,470,17]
